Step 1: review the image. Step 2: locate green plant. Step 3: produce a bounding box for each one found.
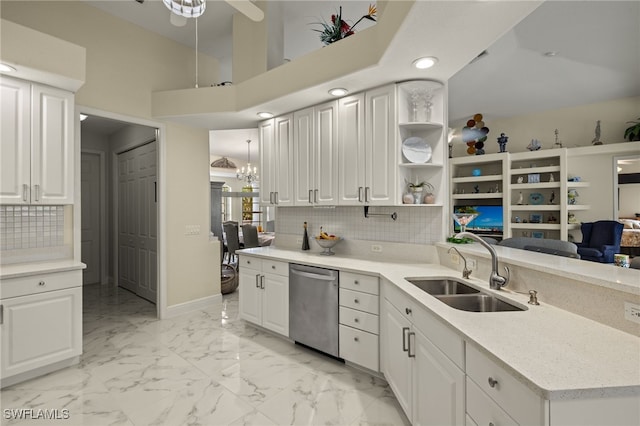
[624,118,640,141]
[313,4,376,45]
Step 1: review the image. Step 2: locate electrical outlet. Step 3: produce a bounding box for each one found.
[184,225,201,236]
[467,258,477,269]
[450,252,460,264]
[371,244,383,253]
[624,302,640,324]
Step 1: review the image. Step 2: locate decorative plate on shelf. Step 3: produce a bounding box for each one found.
[529,192,544,205]
[402,136,432,163]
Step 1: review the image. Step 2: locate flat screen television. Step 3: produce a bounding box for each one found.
[453,205,503,235]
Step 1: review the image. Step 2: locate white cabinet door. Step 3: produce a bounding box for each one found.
[262,272,289,336]
[413,327,465,426]
[293,108,315,206]
[31,84,74,204]
[314,101,338,205]
[0,77,31,204]
[259,119,275,205]
[365,85,396,205]
[382,299,413,419]
[1,287,82,380]
[239,266,262,325]
[274,115,293,206]
[338,94,366,205]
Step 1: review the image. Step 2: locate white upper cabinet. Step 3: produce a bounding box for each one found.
[293,107,315,205]
[259,119,275,205]
[338,85,397,206]
[1,76,74,205]
[260,115,294,206]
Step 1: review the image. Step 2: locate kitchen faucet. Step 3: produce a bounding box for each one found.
[454,232,509,290]
[447,247,472,279]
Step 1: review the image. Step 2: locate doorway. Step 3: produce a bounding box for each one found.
[79,109,163,314]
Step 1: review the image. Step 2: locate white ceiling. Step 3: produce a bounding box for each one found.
[80,1,640,159]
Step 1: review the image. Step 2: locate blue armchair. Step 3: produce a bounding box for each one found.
[576,221,624,263]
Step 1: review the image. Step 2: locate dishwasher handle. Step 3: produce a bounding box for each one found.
[290,268,337,282]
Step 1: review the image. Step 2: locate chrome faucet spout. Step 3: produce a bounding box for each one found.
[453,232,508,290]
[448,246,472,279]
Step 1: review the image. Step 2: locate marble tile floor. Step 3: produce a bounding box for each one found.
[1,284,409,426]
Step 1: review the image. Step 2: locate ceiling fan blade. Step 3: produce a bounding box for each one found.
[225,0,264,22]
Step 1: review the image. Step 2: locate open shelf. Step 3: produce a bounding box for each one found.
[510,205,559,211]
[511,182,561,190]
[452,174,502,183]
[398,163,443,169]
[452,193,503,200]
[511,165,561,175]
[510,223,562,230]
[398,122,443,131]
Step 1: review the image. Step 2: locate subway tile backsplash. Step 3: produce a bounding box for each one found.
[277,206,442,245]
[0,206,65,251]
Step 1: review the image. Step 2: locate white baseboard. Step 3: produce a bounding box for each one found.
[163,293,222,319]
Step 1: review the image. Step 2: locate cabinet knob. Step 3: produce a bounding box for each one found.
[354,299,359,304]
[38,281,45,286]
[354,280,359,285]
[354,337,359,342]
[354,318,360,323]
[489,423,495,426]
[488,377,498,388]
[247,260,251,264]
[405,307,412,315]
[272,265,276,269]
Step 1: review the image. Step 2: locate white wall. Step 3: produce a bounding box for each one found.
[2,1,221,305]
[619,184,640,218]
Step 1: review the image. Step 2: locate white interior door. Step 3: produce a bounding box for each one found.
[81,152,101,285]
[117,141,157,303]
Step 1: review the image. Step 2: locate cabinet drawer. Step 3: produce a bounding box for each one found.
[239,256,262,270]
[262,259,289,276]
[339,324,379,372]
[466,344,544,425]
[339,306,379,334]
[340,271,379,295]
[340,288,379,314]
[1,270,82,299]
[466,377,518,426]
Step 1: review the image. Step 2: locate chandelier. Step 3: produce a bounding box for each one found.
[237,139,258,183]
[163,0,206,19]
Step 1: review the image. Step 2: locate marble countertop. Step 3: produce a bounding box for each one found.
[0,260,86,280]
[238,246,640,401]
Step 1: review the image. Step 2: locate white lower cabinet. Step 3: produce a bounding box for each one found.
[338,271,380,372]
[1,269,82,387]
[382,280,465,425]
[238,256,289,336]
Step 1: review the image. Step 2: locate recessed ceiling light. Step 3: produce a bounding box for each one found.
[412,57,438,70]
[257,112,274,119]
[544,51,560,57]
[328,88,348,97]
[0,63,17,72]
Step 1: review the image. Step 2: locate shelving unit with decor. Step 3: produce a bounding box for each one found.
[449,153,508,237]
[396,80,446,207]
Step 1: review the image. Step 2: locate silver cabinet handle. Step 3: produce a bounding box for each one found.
[308,189,313,204]
[35,184,40,201]
[260,275,265,289]
[275,192,279,205]
[38,281,45,286]
[402,327,410,352]
[405,307,412,315]
[365,187,370,203]
[0,305,4,325]
[408,332,416,357]
[314,189,318,203]
[488,377,498,388]
[255,274,260,288]
[358,186,363,202]
[23,184,28,202]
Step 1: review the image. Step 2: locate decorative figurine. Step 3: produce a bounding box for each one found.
[549,173,555,182]
[527,139,541,151]
[517,191,524,205]
[568,189,579,205]
[497,133,509,152]
[549,190,555,204]
[517,176,524,184]
[473,185,480,194]
[592,120,603,145]
[553,129,563,148]
[494,184,500,193]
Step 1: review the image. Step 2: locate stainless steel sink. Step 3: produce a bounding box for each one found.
[436,294,525,312]
[405,278,480,295]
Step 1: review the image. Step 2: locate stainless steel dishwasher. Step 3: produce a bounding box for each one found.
[289,263,340,358]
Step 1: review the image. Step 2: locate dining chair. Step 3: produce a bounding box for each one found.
[242,224,260,248]
[223,222,241,264]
